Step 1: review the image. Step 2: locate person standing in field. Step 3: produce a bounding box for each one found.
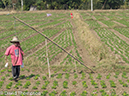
[5,36,24,80]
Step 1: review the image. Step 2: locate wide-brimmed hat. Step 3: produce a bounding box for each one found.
[10,36,20,43]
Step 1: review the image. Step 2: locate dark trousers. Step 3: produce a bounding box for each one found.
[12,65,20,78]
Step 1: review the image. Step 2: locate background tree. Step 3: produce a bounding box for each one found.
[0,0,127,10]
[99,0,124,9]
[0,0,5,8]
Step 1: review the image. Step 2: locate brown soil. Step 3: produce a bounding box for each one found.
[50,46,74,66]
[90,29,101,41]
[1,70,129,95]
[113,21,127,27]
[86,13,91,16]
[97,21,108,27]
[104,16,110,20]
[92,16,96,20]
[110,29,129,45]
[24,29,66,58]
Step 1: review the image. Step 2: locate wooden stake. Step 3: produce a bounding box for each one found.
[45,39,51,78]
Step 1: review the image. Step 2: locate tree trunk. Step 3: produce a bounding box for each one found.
[102,0,107,9]
[21,0,23,11]
[13,4,14,10]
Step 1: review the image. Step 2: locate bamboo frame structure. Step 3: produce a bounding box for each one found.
[13,16,95,73]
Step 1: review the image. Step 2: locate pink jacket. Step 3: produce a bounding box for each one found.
[5,45,24,66]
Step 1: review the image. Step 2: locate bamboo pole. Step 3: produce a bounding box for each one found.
[14,18,16,35]
[13,16,95,73]
[45,39,51,78]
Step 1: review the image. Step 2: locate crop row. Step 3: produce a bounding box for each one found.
[117,15,129,20]
[0,30,36,55]
[80,15,128,29]
[81,15,93,20]
[0,19,71,63]
[0,17,68,43]
[84,20,101,28]
[31,29,71,59]
[114,28,129,38]
[1,71,129,95]
[0,28,60,61]
[100,20,119,27]
[0,16,67,40]
[80,11,129,21]
[2,68,129,79]
[116,20,129,27]
[0,14,68,40]
[93,16,106,20]
[105,15,120,20]
[30,28,83,66]
[0,12,68,25]
[0,12,69,28]
[98,11,128,16]
[94,28,129,63]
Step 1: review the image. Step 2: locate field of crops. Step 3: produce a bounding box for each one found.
[0,12,82,64]
[0,10,129,95]
[1,68,129,96]
[80,10,129,64]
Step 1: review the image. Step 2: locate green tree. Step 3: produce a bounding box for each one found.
[1,0,12,9]
[0,0,5,8]
[99,0,124,9]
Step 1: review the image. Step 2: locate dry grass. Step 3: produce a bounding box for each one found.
[72,11,119,71]
[16,25,28,30]
[0,26,5,30]
[32,25,39,29]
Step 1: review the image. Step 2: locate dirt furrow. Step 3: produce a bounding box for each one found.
[106,41,125,63]
[53,20,68,27]
[0,31,25,41]
[97,21,108,27]
[0,30,5,34]
[86,13,91,16]
[24,29,66,58]
[50,46,74,66]
[113,21,127,27]
[92,16,96,20]
[104,16,110,20]
[109,29,129,45]
[90,29,101,41]
[21,33,39,42]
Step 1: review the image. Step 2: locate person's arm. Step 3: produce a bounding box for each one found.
[5,55,10,68]
[5,46,11,63]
